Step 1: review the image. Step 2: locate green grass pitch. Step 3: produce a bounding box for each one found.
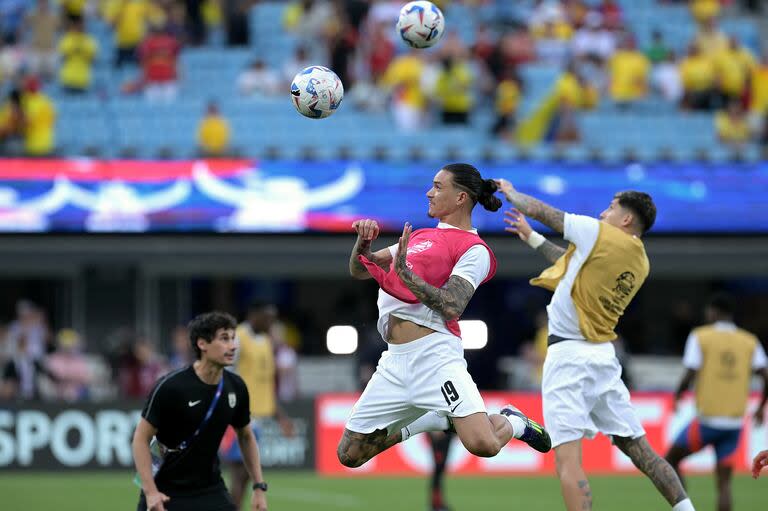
[0,471,763,510]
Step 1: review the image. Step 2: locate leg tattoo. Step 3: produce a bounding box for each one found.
[337,428,402,468]
[577,480,593,510]
[614,436,688,505]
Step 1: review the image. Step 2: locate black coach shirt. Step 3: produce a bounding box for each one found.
[141,366,250,495]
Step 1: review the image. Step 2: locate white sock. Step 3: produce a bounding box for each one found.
[400,411,449,441]
[672,498,695,511]
[502,413,527,439]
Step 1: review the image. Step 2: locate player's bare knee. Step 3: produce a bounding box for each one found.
[464,437,500,457]
[336,442,365,468]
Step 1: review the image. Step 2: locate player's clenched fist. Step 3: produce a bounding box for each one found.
[352,219,380,241]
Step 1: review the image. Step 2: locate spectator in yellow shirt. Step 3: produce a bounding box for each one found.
[105,0,165,68]
[492,71,521,138]
[57,17,99,94]
[197,102,231,157]
[680,43,717,110]
[715,100,751,147]
[714,37,756,103]
[434,54,474,125]
[22,77,56,157]
[554,64,598,110]
[380,50,427,132]
[750,54,768,115]
[0,88,25,155]
[608,36,650,106]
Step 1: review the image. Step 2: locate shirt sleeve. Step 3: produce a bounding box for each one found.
[450,245,491,289]
[563,213,601,252]
[230,378,251,428]
[681,332,702,370]
[752,341,768,370]
[142,376,170,429]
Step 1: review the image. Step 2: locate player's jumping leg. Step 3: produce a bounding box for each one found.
[613,435,695,510]
[451,404,550,458]
[554,440,593,511]
[337,428,403,468]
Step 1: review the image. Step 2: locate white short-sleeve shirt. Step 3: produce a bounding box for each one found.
[376,223,490,340]
[546,213,601,341]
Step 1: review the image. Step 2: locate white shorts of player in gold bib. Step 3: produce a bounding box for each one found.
[346,332,487,434]
[542,340,646,448]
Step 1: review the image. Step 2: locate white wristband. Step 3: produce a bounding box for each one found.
[526,231,546,249]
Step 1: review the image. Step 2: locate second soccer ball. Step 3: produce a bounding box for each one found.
[290,66,344,119]
[396,1,445,49]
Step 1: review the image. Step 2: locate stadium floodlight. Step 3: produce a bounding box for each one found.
[327,325,358,354]
[459,320,487,349]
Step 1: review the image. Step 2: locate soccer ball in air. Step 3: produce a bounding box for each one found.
[396,1,445,49]
[290,66,344,119]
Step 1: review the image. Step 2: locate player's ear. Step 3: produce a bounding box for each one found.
[622,211,634,228]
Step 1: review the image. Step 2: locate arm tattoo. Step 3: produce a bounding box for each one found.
[349,237,372,278]
[613,436,688,506]
[397,272,475,321]
[350,238,391,278]
[504,189,565,233]
[537,239,567,263]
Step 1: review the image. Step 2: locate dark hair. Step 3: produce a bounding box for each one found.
[614,191,656,234]
[247,298,275,314]
[188,311,237,359]
[441,163,502,212]
[707,293,734,317]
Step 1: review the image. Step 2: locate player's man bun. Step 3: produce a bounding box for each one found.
[442,163,502,212]
[478,178,502,212]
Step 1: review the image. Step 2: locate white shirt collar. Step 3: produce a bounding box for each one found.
[437,222,478,234]
[713,320,737,331]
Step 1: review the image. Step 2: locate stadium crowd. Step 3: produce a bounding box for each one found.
[0,0,765,157]
[0,297,299,403]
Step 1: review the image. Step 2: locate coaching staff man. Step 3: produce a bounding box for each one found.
[132,311,268,511]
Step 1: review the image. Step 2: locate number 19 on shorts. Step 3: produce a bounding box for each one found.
[440,380,460,405]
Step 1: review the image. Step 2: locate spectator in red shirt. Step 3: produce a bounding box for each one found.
[366,20,395,82]
[138,24,181,103]
[599,0,624,30]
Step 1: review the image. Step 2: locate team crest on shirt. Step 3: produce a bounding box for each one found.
[228,392,236,408]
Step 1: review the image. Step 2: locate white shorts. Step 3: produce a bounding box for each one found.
[346,332,486,434]
[542,340,645,448]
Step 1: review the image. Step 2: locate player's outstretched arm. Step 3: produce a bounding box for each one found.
[349,219,392,279]
[504,208,567,263]
[495,179,565,233]
[393,223,474,320]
